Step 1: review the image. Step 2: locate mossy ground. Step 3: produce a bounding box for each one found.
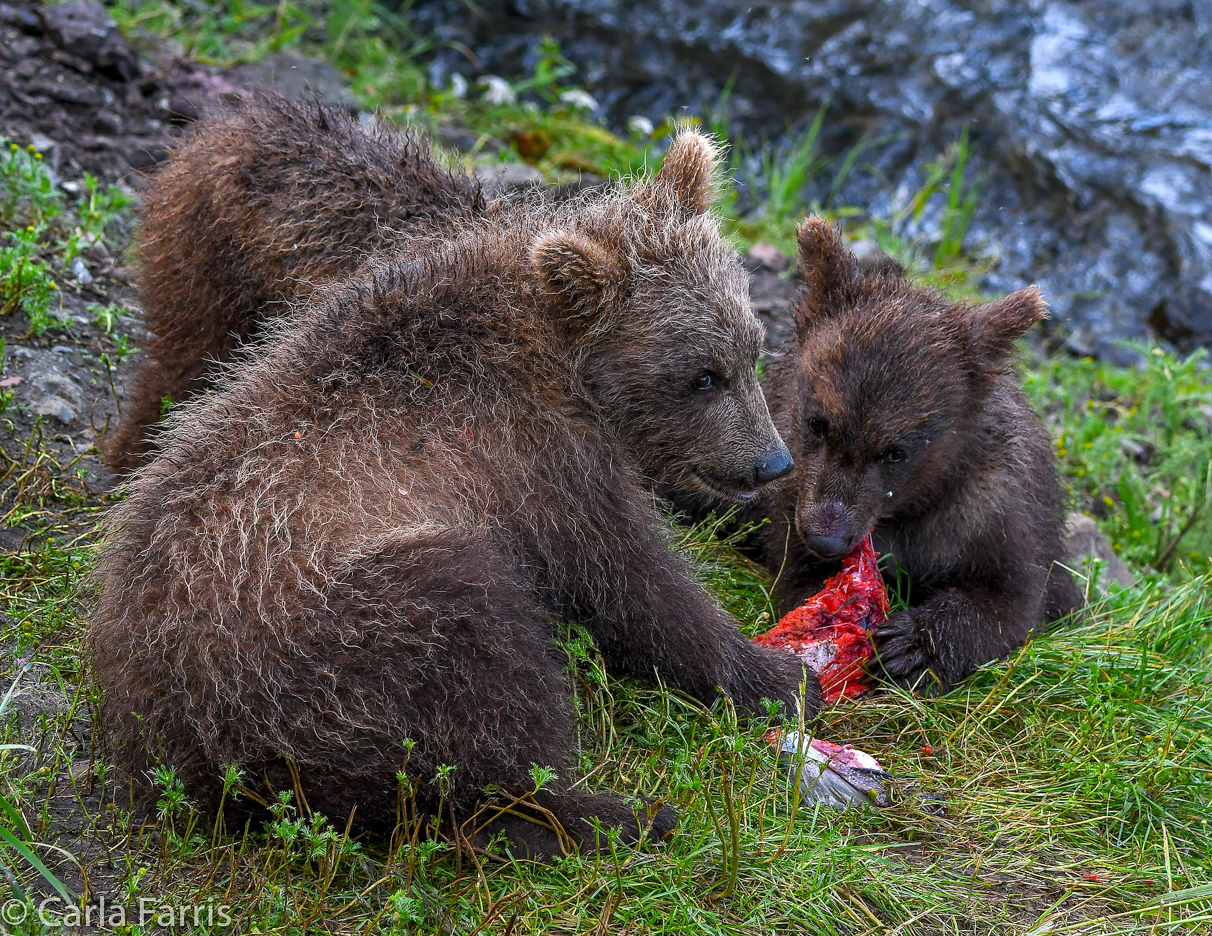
[0,3,1208,932]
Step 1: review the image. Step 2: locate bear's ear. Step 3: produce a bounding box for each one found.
[532,229,626,321]
[794,217,858,339]
[964,286,1047,371]
[637,128,722,215]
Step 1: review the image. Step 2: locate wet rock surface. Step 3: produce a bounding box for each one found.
[36,0,139,81]
[224,51,359,113]
[1063,512,1134,590]
[418,0,1212,358]
[1149,287,1212,354]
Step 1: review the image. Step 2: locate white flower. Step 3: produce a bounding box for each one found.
[477,75,516,106]
[559,89,599,111]
[627,115,655,136]
[448,73,467,99]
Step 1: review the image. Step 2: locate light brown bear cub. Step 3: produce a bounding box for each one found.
[105,98,485,468]
[755,219,1081,693]
[88,132,815,856]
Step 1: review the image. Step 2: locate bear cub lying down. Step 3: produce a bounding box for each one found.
[750,219,1082,693]
[88,131,817,856]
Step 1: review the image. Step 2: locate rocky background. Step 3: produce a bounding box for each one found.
[418,0,1212,361]
[0,0,367,529]
[0,0,1148,583]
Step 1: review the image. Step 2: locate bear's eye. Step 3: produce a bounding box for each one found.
[693,371,718,392]
[807,417,828,438]
[881,447,907,464]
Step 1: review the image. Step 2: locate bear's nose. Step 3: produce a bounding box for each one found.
[803,534,848,558]
[753,444,795,485]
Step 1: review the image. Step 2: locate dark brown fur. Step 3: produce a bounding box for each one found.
[753,218,1082,693]
[105,97,485,468]
[88,132,817,854]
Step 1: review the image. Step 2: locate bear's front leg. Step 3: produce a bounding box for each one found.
[549,488,821,720]
[872,581,1040,694]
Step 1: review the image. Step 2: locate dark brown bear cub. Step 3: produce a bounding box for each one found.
[756,218,1081,693]
[88,132,816,857]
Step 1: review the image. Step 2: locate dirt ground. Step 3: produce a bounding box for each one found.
[0,0,385,534]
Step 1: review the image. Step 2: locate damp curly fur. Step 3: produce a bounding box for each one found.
[88,125,819,852]
[748,219,1083,694]
[105,96,486,468]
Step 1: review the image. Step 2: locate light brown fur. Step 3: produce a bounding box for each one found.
[105,97,485,468]
[88,132,816,854]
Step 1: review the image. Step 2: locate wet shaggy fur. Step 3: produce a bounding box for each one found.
[105,96,485,469]
[88,133,818,852]
[753,219,1082,694]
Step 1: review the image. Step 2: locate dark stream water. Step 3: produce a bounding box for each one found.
[417,0,1212,359]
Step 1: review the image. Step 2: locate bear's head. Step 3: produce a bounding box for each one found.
[780,217,1046,559]
[531,130,793,502]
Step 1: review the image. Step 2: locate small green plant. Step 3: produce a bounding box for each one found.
[511,35,577,103]
[931,126,983,268]
[870,124,986,278]
[76,173,132,243]
[1,141,60,225]
[110,333,136,363]
[528,763,557,792]
[121,856,148,904]
[87,302,119,334]
[0,225,64,334]
[153,764,192,828]
[757,106,829,228]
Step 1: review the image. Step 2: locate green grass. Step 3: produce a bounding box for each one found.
[0,139,132,337]
[0,3,1209,932]
[0,526,1208,933]
[1026,347,1212,581]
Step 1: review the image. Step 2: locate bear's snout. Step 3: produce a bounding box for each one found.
[799,500,858,558]
[753,442,794,485]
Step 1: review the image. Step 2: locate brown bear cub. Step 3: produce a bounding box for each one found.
[88,131,816,856]
[754,219,1081,694]
[105,97,486,468]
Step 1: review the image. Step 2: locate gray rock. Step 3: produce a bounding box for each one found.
[0,2,42,32]
[747,242,791,273]
[93,108,123,135]
[1063,512,1134,589]
[9,674,71,725]
[474,161,545,196]
[1149,288,1212,354]
[70,257,92,286]
[37,0,137,81]
[418,0,1212,355]
[747,266,801,352]
[6,346,88,425]
[225,52,358,113]
[0,527,32,553]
